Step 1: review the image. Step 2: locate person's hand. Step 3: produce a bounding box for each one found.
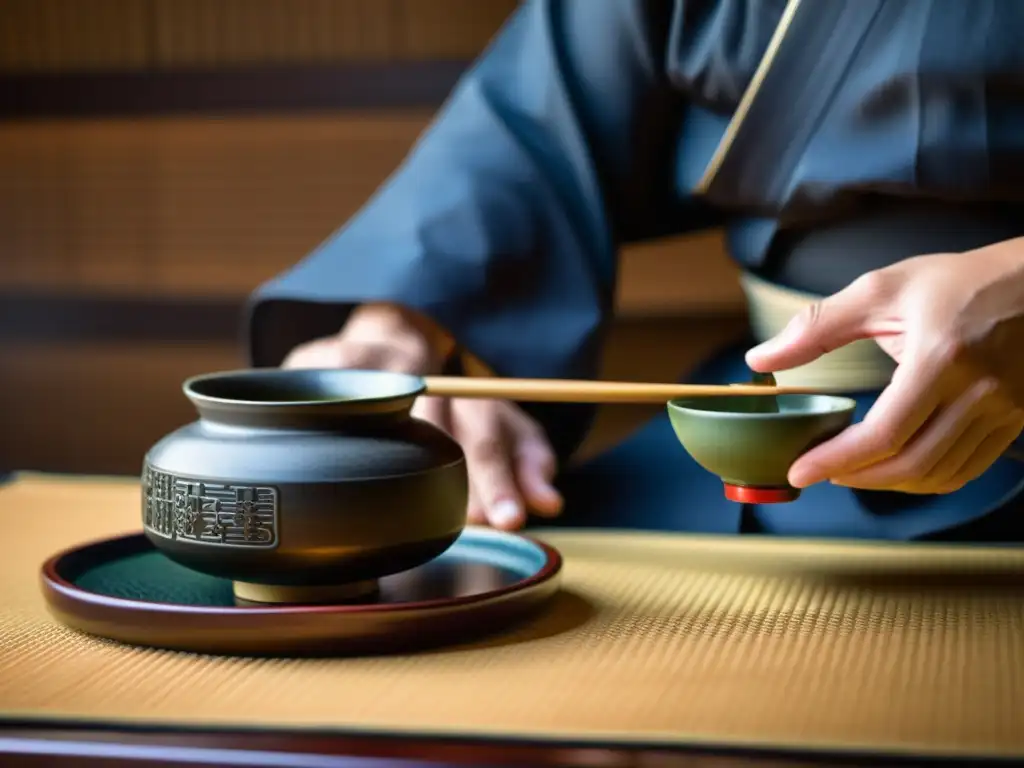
[409,394,563,530]
[745,239,1024,494]
[282,303,563,529]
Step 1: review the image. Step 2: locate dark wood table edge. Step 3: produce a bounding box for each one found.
[1,723,1022,768]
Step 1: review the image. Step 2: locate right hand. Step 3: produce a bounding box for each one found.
[282,303,563,530]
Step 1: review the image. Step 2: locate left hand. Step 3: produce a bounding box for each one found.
[745,239,1024,494]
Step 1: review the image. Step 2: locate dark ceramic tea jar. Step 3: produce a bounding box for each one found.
[141,369,468,604]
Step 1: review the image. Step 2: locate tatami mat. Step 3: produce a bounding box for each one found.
[2,475,1022,758]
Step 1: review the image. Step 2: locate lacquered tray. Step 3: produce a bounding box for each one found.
[41,527,562,656]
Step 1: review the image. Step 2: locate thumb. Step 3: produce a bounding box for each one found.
[745,278,881,372]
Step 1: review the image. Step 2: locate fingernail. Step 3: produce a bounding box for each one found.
[747,318,802,363]
[489,499,522,528]
[746,340,772,360]
[530,487,564,516]
[745,341,783,368]
[787,469,815,489]
[535,483,562,504]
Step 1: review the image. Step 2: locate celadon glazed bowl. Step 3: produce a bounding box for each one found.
[666,394,857,503]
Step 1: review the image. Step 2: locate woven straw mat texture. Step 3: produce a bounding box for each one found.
[2,474,1023,758]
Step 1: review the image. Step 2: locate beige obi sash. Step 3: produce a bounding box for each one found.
[740,272,895,392]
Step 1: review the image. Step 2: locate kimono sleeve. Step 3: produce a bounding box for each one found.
[247,0,686,462]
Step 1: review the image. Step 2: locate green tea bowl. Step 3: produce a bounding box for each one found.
[666,394,857,503]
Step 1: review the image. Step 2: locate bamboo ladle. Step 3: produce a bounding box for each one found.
[419,376,823,404]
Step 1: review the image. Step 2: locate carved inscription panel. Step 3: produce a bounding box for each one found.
[142,465,278,548]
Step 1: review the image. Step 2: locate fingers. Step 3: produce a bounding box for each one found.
[827,378,1002,491]
[937,420,1024,492]
[282,337,347,369]
[805,363,1024,494]
[512,422,563,518]
[789,354,948,487]
[413,395,493,525]
[444,400,562,530]
[746,272,893,372]
[283,332,397,370]
[413,396,488,527]
[282,306,440,375]
[454,401,527,531]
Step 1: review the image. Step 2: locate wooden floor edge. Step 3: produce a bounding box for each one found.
[2,471,139,490]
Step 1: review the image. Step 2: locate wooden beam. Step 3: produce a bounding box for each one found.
[0,292,244,344]
[0,61,470,119]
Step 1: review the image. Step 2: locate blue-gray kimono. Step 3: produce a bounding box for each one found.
[249,0,1024,541]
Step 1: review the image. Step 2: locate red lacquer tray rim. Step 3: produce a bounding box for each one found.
[40,528,563,617]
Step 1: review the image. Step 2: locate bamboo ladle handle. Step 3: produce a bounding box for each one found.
[421,376,822,404]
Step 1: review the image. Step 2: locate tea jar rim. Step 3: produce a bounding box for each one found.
[182,368,427,412]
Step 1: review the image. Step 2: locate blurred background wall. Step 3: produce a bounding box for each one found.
[0,0,747,476]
